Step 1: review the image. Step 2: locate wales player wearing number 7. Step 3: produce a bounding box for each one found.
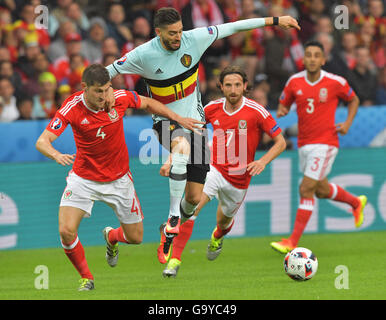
[106,7,300,267]
[270,41,367,254]
[35,64,202,291]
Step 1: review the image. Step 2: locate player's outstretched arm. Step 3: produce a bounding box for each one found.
[36,129,75,166]
[247,133,286,176]
[216,15,300,40]
[139,95,205,134]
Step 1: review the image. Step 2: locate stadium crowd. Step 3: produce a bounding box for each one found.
[0,0,384,122]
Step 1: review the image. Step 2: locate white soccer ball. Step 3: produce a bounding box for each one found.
[284,247,318,281]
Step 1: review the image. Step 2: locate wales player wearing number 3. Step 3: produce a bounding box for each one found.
[270,41,367,254]
[106,7,300,272]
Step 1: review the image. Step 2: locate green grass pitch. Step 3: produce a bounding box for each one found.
[1,231,385,300]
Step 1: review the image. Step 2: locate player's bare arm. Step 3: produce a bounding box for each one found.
[139,95,205,133]
[36,129,75,166]
[335,95,360,135]
[276,103,290,118]
[246,133,286,176]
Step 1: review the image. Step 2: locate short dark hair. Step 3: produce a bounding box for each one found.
[154,7,181,28]
[304,40,325,53]
[82,64,110,87]
[218,65,251,92]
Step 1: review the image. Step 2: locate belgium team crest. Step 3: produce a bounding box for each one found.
[180,54,192,68]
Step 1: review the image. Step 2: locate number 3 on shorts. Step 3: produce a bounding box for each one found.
[311,157,320,171]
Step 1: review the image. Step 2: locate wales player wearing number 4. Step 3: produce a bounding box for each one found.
[270,41,367,254]
[35,64,202,291]
[106,7,300,268]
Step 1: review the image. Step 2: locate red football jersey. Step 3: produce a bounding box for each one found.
[204,97,281,189]
[279,70,356,148]
[46,89,141,182]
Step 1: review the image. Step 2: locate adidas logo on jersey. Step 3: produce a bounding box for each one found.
[296,89,303,95]
[155,68,163,74]
[81,118,90,125]
[213,120,220,126]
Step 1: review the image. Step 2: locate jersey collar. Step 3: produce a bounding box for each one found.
[305,70,326,86]
[222,96,246,116]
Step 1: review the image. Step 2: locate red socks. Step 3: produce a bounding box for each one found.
[62,236,93,280]
[328,183,360,209]
[108,226,128,245]
[171,219,195,261]
[214,219,235,239]
[289,198,314,246]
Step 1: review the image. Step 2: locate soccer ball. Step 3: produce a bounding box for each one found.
[284,247,318,281]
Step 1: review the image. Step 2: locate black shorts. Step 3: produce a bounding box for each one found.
[153,120,210,184]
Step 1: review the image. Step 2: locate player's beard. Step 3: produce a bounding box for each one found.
[162,37,181,51]
[226,93,243,106]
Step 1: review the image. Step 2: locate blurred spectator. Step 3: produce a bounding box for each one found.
[22,52,55,97]
[357,18,377,48]
[228,0,264,84]
[49,0,75,36]
[0,77,19,122]
[16,96,33,120]
[81,17,107,64]
[0,46,11,61]
[297,0,326,43]
[32,72,58,119]
[131,16,152,40]
[16,32,41,80]
[47,19,77,62]
[250,85,268,106]
[350,45,378,106]
[0,59,23,98]
[56,84,72,106]
[219,0,242,22]
[372,33,385,69]
[181,0,228,71]
[315,32,351,79]
[154,0,189,12]
[68,53,88,92]
[106,2,133,50]
[340,31,358,70]
[264,4,304,110]
[65,1,90,38]
[14,3,50,51]
[100,36,120,61]
[376,67,386,105]
[53,32,85,83]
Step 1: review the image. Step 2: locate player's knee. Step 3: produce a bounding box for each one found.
[184,194,201,206]
[315,187,329,199]
[123,229,143,245]
[171,136,190,155]
[299,183,316,198]
[59,225,77,244]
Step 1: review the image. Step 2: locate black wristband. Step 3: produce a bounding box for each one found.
[273,17,279,25]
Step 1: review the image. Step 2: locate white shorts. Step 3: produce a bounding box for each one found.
[298,144,338,181]
[60,170,143,224]
[203,165,247,218]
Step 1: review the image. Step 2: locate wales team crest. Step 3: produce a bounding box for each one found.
[63,190,72,200]
[180,54,192,68]
[108,108,119,121]
[238,120,247,129]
